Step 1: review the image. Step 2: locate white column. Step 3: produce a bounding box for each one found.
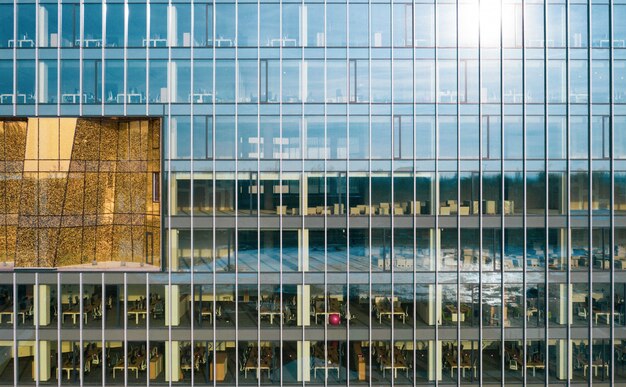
[555,340,572,380]
[300,6,307,46]
[168,5,178,47]
[298,229,309,272]
[165,284,180,326]
[165,341,181,381]
[35,285,50,326]
[431,228,439,271]
[425,284,441,325]
[38,6,49,47]
[428,340,442,381]
[169,62,178,103]
[297,285,310,326]
[33,341,51,381]
[169,230,179,271]
[301,61,308,102]
[300,173,308,214]
[37,62,48,103]
[297,341,311,382]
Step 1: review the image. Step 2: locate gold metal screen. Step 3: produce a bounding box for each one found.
[0,118,160,269]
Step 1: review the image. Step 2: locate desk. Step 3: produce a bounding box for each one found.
[445,304,469,323]
[379,349,409,379]
[62,309,82,325]
[313,299,342,324]
[259,308,282,325]
[62,93,88,104]
[270,38,297,47]
[80,39,103,47]
[116,93,143,104]
[8,38,35,47]
[593,309,622,325]
[189,93,213,103]
[142,38,167,47]
[526,360,545,377]
[60,362,76,380]
[0,94,27,104]
[113,363,125,378]
[128,308,147,324]
[378,305,406,324]
[17,308,29,324]
[198,307,212,323]
[113,358,143,378]
[243,348,272,379]
[580,357,609,377]
[0,309,13,324]
[313,362,340,379]
[214,38,233,47]
[446,354,476,378]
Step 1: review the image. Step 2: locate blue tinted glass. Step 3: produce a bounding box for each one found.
[305,4,324,47]
[16,61,35,104]
[173,4,191,47]
[0,5,13,48]
[60,60,80,104]
[282,4,300,45]
[215,60,235,102]
[238,4,258,47]
[39,4,59,47]
[149,60,167,103]
[40,60,58,104]
[592,5,609,47]
[104,60,124,103]
[83,4,102,45]
[83,60,101,104]
[371,116,391,159]
[569,4,588,47]
[371,4,390,47]
[438,116,457,159]
[503,116,522,159]
[128,4,147,47]
[260,4,279,47]
[148,4,167,46]
[106,4,124,47]
[326,4,346,47]
[215,4,235,45]
[238,61,258,103]
[193,3,212,46]
[61,3,79,47]
[349,4,368,47]
[126,61,146,104]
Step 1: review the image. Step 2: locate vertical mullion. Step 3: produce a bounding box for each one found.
[609,0,615,383]
[565,0,572,382]
[454,0,461,384]
[390,0,396,385]
[585,0,595,382]
[433,1,439,386]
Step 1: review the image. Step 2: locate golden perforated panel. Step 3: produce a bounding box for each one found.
[0,118,161,269]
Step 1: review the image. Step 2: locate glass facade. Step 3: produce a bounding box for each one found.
[0,0,625,385]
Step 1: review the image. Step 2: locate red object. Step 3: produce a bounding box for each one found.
[329,313,341,325]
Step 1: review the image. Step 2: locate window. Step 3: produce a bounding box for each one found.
[482,115,501,160]
[414,4,434,47]
[152,173,160,202]
[61,3,78,47]
[393,3,413,47]
[193,3,213,46]
[38,4,59,47]
[592,116,610,160]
